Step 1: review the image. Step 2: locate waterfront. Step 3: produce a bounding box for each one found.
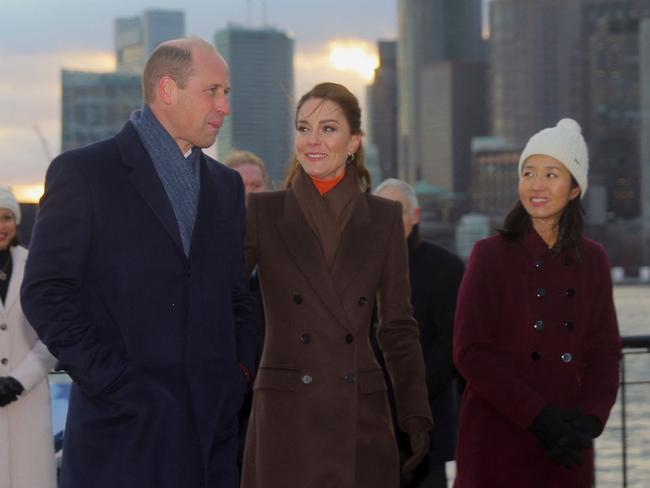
[595,285,650,487]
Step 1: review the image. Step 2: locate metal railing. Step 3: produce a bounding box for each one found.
[618,335,650,487]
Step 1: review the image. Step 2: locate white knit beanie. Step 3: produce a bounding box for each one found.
[0,186,21,224]
[518,118,589,198]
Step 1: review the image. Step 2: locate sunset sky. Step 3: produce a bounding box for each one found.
[1,0,489,194]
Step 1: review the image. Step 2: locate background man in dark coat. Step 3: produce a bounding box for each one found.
[21,37,257,488]
[375,178,465,488]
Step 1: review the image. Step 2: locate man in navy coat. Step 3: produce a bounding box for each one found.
[21,37,258,488]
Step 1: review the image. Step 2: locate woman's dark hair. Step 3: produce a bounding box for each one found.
[283,82,370,192]
[497,177,584,256]
[10,235,20,247]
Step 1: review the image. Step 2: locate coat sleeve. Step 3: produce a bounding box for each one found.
[20,155,131,398]
[376,203,433,431]
[231,178,258,376]
[579,245,621,423]
[453,239,547,429]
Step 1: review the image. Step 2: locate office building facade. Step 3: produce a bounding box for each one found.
[215,26,294,185]
[397,0,484,190]
[368,41,399,180]
[115,9,185,74]
[61,70,141,151]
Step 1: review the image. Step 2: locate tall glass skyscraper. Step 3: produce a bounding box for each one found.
[397,0,483,184]
[489,0,582,146]
[215,26,294,186]
[115,9,185,74]
[397,0,484,189]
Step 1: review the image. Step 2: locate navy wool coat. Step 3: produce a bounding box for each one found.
[21,122,257,488]
[453,228,621,488]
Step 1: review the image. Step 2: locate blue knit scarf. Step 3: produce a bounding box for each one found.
[131,107,200,256]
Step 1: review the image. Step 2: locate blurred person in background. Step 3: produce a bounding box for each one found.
[241,82,432,488]
[453,119,622,487]
[0,186,57,488]
[374,178,464,488]
[224,149,269,471]
[225,149,270,194]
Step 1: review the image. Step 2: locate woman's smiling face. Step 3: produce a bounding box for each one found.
[294,97,360,181]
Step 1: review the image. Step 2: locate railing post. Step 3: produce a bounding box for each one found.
[620,350,627,488]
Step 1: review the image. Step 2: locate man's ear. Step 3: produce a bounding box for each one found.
[158,76,176,105]
[413,207,421,225]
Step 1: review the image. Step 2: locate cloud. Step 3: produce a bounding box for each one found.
[295,40,375,95]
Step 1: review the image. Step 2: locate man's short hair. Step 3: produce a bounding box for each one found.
[374,178,419,214]
[224,150,270,186]
[142,37,216,105]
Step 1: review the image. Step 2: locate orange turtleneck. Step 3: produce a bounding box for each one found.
[310,172,345,196]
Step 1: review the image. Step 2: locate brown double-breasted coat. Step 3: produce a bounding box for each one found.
[241,186,432,488]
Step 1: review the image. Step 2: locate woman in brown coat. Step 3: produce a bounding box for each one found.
[241,82,432,488]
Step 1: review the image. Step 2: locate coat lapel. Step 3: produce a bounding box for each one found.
[189,155,228,255]
[330,195,372,296]
[115,122,184,255]
[275,190,352,331]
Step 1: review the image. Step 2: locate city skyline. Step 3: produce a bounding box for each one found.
[0,0,402,190]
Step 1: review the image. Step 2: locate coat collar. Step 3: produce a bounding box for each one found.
[519,226,578,265]
[116,121,227,259]
[520,227,553,259]
[275,189,371,332]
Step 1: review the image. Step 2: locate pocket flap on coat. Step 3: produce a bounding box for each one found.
[359,369,388,394]
[253,368,299,392]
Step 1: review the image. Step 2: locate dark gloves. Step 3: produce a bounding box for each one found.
[529,405,582,448]
[571,414,604,439]
[529,405,582,449]
[0,376,24,407]
[544,427,593,468]
[530,406,601,469]
[401,417,431,474]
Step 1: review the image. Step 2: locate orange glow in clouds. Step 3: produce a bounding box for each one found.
[326,41,379,82]
[12,185,44,204]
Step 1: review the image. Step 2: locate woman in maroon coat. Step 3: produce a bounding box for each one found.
[453,118,621,487]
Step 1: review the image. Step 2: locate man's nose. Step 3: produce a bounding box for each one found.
[216,95,230,116]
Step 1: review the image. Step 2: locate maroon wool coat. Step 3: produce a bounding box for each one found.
[453,229,621,488]
[241,188,432,488]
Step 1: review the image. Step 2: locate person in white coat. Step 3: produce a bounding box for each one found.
[0,186,57,488]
